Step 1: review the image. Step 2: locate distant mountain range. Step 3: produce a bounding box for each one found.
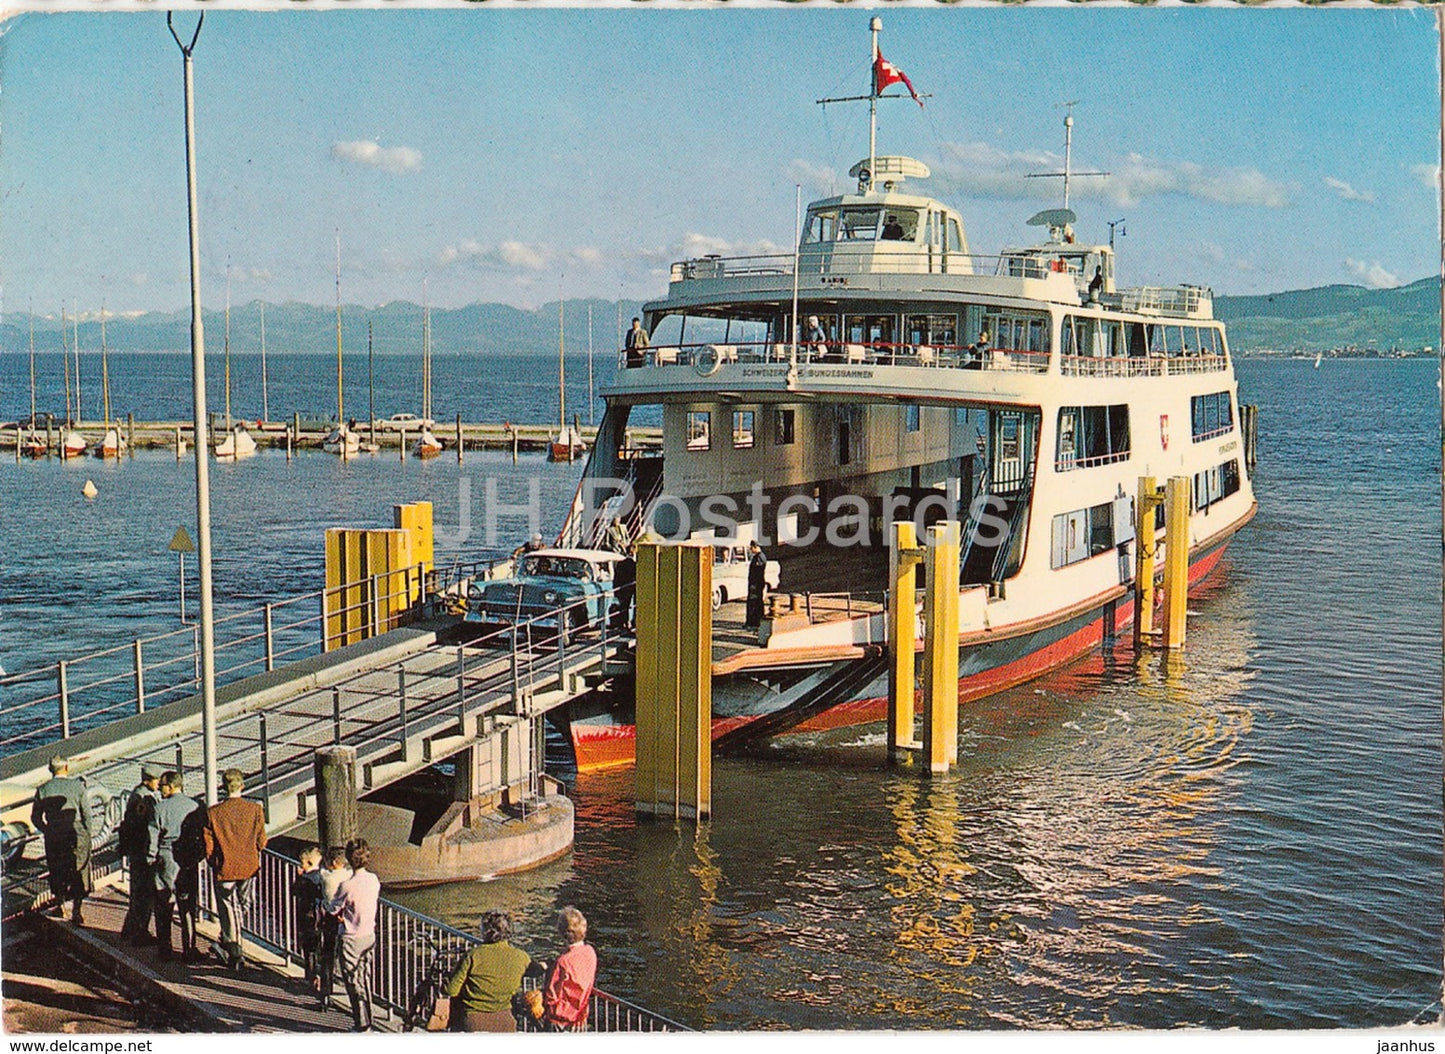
[1,279,1436,356]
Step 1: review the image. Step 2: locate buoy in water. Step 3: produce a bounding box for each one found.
[82,479,98,498]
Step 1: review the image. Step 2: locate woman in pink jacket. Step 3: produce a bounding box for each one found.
[542,906,597,1032]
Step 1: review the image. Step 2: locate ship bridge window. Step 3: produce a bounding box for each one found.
[946,218,964,253]
[839,207,882,241]
[804,209,839,244]
[881,210,919,241]
[1056,404,1130,471]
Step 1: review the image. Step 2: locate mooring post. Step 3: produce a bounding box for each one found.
[921,521,961,775]
[133,639,146,714]
[127,412,135,454]
[887,520,922,764]
[258,712,271,823]
[1134,476,1160,649]
[263,602,275,671]
[175,425,183,460]
[332,686,342,745]
[57,661,70,739]
[313,745,359,851]
[400,426,407,462]
[1162,476,1190,650]
[175,742,184,778]
[455,413,463,464]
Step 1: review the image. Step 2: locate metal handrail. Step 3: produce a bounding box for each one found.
[618,339,1052,375]
[193,848,688,1031]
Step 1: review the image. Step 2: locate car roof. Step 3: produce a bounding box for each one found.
[525,548,621,563]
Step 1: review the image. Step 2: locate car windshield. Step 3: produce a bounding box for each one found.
[521,555,595,581]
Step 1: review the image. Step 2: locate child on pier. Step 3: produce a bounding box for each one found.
[292,845,324,990]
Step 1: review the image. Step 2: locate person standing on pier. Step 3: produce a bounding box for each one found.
[745,540,769,630]
[330,839,381,1032]
[118,764,161,944]
[542,906,597,1032]
[31,757,92,925]
[148,771,203,962]
[202,768,267,973]
[316,845,352,1007]
[443,909,534,1032]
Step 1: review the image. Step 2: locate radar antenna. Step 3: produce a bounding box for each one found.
[1025,103,1109,214]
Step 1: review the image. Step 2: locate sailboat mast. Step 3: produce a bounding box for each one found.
[101,302,111,436]
[368,320,374,444]
[62,306,72,428]
[224,263,232,431]
[260,301,269,422]
[73,299,82,424]
[558,298,566,433]
[28,301,36,426]
[335,230,344,425]
[423,278,432,423]
[587,303,594,426]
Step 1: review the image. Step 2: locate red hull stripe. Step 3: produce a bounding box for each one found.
[572,537,1232,771]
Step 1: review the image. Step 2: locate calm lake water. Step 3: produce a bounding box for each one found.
[1,355,1439,1029]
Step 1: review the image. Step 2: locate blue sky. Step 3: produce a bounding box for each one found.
[2,8,1438,318]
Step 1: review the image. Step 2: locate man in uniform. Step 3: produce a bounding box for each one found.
[745,540,769,630]
[119,763,162,944]
[203,768,267,972]
[149,771,204,962]
[30,756,92,925]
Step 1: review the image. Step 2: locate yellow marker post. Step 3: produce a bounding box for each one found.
[921,521,961,774]
[887,520,923,763]
[1134,476,1160,648]
[1163,476,1190,649]
[634,541,711,820]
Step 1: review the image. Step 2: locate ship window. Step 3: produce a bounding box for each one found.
[1127,323,1148,358]
[881,209,918,241]
[804,209,839,244]
[1056,405,1130,470]
[905,313,957,347]
[687,411,711,451]
[906,405,921,433]
[947,219,964,253]
[1193,458,1242,512]
[775,408,796,446]
[839,207,881,241]
[1027,318,1047,353]
[1190,391,1234,441]
[1051,501,1116,569]
[732,411,755,449]
[845,315,894,349]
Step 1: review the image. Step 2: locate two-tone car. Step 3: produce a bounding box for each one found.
[465,548,624,632]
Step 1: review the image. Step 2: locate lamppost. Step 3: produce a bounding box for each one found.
[168,12,219,807]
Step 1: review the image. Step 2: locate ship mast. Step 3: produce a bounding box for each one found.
[224,260,232,432]
[28,301,36,428]
[868,16,881,194]
[558,298,566,436]
[335,229,344,426]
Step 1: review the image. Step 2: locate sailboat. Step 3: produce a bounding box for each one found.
[323,232,372,457]
[549,300,586,462]
[215,271,257,460]
[60,305,86,459]
[1313,351,1322,369]
[21,307,45,458]
[413,284,443,459]
[92,304,126,458]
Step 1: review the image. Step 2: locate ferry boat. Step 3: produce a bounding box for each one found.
[553,22,1258,769]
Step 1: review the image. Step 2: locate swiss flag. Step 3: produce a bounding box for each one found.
[873,53,922,108]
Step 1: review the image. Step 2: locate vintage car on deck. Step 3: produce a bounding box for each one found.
[710,545,781,610]
[465,548,623,631]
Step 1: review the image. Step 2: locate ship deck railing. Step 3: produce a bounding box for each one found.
[619,340,1051,375]
[670,250,1068,282]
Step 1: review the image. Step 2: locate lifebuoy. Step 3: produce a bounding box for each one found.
[695,345,723,377]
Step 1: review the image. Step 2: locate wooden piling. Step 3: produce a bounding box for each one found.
[887,520,921,764]
[313,745,359,850]
[455,412,463,464]
[1162,476,1190,650]
[1134,476,1159,648]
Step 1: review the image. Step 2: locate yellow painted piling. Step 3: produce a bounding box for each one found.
[921,521,961,774]
[1162,476,1190,650]
[634,541,711,820]
[1134,475,1160,648]
[887,520,923,763]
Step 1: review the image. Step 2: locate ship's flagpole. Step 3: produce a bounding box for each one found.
[790,185,801,370]
[868,16,880,193]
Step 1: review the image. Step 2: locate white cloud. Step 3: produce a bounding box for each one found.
[1409,162,1440,189]
[636,232,786,266]
[1346,258,1400,289]
[435,239,604,274]
[1323,176,1374,203]
[784,159,840,196]
[935,142,1290,209]
[330,140,423,175]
